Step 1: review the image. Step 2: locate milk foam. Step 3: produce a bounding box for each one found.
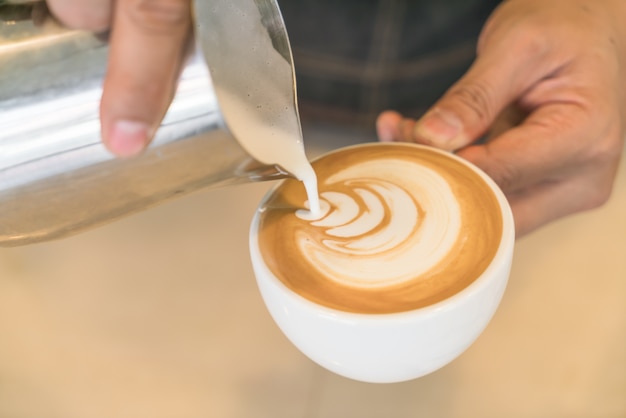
[295,159,462,288]
[258,143,504,314]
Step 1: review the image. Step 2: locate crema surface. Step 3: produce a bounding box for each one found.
[258,143,503,314]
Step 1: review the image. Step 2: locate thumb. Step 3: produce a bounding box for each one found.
[413,42,543,151]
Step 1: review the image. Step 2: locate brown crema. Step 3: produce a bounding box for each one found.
[258,143,503,314]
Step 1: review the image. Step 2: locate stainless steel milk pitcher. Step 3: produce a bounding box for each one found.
[0,0,296,247]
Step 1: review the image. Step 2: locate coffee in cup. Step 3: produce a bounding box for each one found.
[250,142,514,383]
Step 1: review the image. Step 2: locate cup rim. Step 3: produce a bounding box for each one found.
[251,142,515,321]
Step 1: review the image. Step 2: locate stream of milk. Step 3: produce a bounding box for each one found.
[201,1,320,216]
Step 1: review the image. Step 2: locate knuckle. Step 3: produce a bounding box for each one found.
[575,130,622,211]
[590,133,623,166]
[508,23,549,59]
[580,180,613,211]
[589,188,612,209]
[127,0,190,34]
[448,81,495,125]
[576,113,624,167]
[585,156,620,211]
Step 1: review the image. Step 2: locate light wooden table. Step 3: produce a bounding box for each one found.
[1,125,624,418]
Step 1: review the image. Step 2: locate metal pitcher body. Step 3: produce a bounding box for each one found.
[0,2,288,246]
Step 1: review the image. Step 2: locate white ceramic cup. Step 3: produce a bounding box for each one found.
[249,144,515,383]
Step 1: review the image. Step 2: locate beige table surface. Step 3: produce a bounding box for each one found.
[0,125,624,418]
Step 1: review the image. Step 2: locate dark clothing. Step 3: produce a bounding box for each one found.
[279,0,502,130]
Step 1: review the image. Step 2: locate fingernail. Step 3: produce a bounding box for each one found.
[377,123,395,142]
[414,108,462,145]
[109,120,149,157]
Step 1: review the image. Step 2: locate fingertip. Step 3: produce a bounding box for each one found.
[105,120,150,158]
[376,111,403,142]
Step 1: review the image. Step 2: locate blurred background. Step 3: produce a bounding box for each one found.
[0,124,624,418]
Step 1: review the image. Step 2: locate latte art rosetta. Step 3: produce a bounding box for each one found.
[258,143,503,314]
[295,160,461,288]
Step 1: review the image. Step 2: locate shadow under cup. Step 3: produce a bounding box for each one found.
[249,143,515,383]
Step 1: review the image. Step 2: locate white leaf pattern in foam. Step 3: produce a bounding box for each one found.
[310,192,359,228]
[323,183,416,255]
[324,188,384,239]
[296,159,462,288]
